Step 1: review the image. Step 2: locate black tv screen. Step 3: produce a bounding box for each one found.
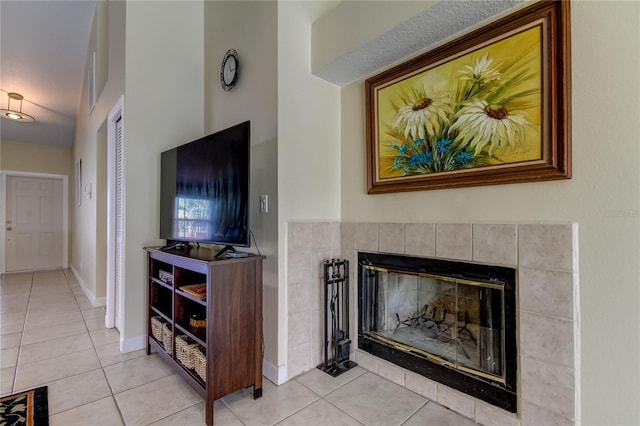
[159,121,250,248]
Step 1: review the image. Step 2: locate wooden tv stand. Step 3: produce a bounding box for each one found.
[145,247,264,425]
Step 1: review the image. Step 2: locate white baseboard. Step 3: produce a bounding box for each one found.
[121,335,146,353]
[263,360,287,385]
[70,265,105,307]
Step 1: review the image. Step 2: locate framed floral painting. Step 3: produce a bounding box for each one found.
[365,0,571,193]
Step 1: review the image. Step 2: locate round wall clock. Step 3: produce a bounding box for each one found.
[221,49,239,91]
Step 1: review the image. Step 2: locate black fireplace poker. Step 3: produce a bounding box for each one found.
[317,258,358,377]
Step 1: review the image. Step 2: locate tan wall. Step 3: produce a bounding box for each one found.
[122,0,205,345]
[205,0,280,372]
[331,2,639,425]
[279,1,639,424]
[1,140,72,176]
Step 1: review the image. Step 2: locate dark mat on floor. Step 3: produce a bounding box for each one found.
[0,386,48,426]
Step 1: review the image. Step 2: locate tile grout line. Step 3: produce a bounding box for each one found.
[66,265,209,425]
[288,369,370,426]
[14,274,96,384]
[65,268,121,422]
[219,394,249,425]
[44,269,127,425]
[320,395,367,426]
[11,271,35,396]
[397,399,429,426]
[17,329,91,357]
[14,273,80,391]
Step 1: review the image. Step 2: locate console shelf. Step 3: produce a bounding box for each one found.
[146,247,264,426]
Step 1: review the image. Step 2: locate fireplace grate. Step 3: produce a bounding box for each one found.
[358,251,517,412]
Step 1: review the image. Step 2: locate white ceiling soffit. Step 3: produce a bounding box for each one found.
[313,0,528,87]
[0,0,96,148]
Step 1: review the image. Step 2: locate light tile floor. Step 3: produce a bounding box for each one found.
[1,269,476,425]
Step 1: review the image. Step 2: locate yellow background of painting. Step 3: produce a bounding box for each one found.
[377,26,542,179]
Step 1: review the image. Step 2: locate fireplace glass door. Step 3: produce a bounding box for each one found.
[361,266,506,383]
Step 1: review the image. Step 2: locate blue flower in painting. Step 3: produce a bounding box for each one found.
[455,151,473,166]
[392,157,404,170]
[422,151,434,164]
[397,144,410,155]
[408,151,434,167]
[407,154,420,167]
[412,138,425,148]
[436,138,453,153]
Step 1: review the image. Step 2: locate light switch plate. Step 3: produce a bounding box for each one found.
[260,195,268,213]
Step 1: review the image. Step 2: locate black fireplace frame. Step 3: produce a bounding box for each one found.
[357,251,518,413]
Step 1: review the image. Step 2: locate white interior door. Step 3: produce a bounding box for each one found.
[5,176,64,272]
[114,116,124,331]
[106,95,125,335]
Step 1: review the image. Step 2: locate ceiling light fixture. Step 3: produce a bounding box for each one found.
[1,92,35,122]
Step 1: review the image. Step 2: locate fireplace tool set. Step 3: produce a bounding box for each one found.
[317,258,357,377]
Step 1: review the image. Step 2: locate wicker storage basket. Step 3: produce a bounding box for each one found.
[176,335,199,369]
[189,314,207,330]
[192,345,207,382]
[150,316,164,342]
[179,284,206,301]
[162,322,173,355]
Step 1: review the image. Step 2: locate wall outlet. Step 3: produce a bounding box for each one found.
[260,195,268,213]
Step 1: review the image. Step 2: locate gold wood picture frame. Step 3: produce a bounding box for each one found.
[365,0,571,194]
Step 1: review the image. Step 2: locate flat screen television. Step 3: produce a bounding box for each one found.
[159,121,250,255]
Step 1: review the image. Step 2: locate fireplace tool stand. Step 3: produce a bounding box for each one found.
[317,258,357,377]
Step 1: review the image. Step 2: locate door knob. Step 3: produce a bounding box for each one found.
[6,227,12,231]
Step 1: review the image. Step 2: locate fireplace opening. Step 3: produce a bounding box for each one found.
[358,252,517,412]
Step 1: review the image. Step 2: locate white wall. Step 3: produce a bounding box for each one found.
[204,0,279,370]
[122,1,204,345]
[278,1,342,375]
[333,1,639,425]
[311,0,431,73]
[71,0,125,304]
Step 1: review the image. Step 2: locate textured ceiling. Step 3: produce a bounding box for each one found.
[0,0,96,148]
[313,0,526,86]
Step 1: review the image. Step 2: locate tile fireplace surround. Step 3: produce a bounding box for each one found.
[287,222,578,426]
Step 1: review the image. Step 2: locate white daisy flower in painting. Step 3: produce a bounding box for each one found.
[392,90,454,142]
[449,98,530,156]
[458,54,502,86]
